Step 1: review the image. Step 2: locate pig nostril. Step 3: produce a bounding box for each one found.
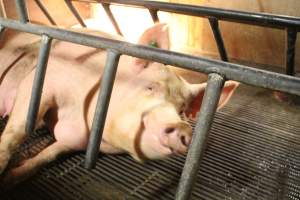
[181,136,187,146]
[165,127,175,134]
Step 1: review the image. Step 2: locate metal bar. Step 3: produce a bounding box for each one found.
[101,3,123,36]
[0,0,7,18]
[64,0,87,27]
[15,0,29,23]
[70,0,300,30]
[175,73,225,200]
[149,9,159,23]
[208,17,228,62]
[1,19,300,97]
[25,35,52,134]
[0,25,5,37]
[84,50,120,169]
[285,28,297,76]
[34,0,57,25]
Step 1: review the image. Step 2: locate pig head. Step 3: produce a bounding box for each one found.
[0,23,238,186]
[102,24,239,160]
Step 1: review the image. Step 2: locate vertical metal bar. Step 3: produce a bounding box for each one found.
[34,0,57,25]
[101,3,123,36]
[64,0,86,27]
[15,0,29,23]
[175,73,225,200]
[0,25,5,37]
[0,0,7,18]
[84,50,120,169]
[149,9,159,23]
[208,17,228,62]
[285,28,297,76]
[25,35,52,135]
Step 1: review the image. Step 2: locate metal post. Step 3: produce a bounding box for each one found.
[175,73,225,200]
[34,0,57,25]
[101,3,123,36]
[64,0,87,27]
[25,35,52,134]
[15,0,29,23]
[208,17,228,62]
[285,28,297,76]
[0,25,5,37]
[84,50,120,169]
[149,9,159,23]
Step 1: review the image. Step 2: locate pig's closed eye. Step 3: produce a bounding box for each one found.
[143,63,149,68]
[146,82,160,93]
[179,103,186,115]
[147,86,153,91]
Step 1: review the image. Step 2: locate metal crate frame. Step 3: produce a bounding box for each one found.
[0,0,299,199]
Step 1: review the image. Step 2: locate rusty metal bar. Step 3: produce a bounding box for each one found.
[101,3,123,36]
[69,0,300,30]
[84,50,120,169]
[285,28,297,76]
[149,9,159,23]
[34,0,57,25]
[64,0,87,27]
[208,17,228,62]
[175,73,225,200]
[15,0,29,23]
[26,35,52,134]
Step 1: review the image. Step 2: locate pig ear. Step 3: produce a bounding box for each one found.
[186,81,239,119]
[132,23,170,69]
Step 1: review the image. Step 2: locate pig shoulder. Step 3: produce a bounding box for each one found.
[44,58,101,151]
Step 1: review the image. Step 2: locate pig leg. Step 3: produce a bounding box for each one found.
[0,79,53,175]
[1,142,71,188]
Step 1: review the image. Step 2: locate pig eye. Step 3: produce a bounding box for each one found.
[146,82,160,92]
[143,62,149,68]
[147,86,153,91]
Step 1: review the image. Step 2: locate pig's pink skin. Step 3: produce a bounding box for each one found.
[0,31,40,118]
[0,24,239,185]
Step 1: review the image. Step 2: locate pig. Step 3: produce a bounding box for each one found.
[0,23,239,186]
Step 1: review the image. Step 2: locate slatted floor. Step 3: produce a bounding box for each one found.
[1,83,300,200]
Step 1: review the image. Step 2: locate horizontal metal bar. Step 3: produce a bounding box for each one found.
[71,0,300,30]
[175,73,225,200]
[84,50,120,169]
[64,0,87,27]
[208,17,228,62]
[15,0,29,23]
[34,0,57,25]
[26,35,52,134]
[149,9,159,23]
[285,28,297,76]
[1,19,300,97]
[101,3,123,36]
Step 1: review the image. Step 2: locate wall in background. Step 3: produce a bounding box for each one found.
[3,0,90,27]
[169,0,300,71]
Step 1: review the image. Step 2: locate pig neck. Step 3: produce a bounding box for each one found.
[85,56,133,144]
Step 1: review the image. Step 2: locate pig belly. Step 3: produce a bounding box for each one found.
[0,87,16,117]
[53,120,88,150]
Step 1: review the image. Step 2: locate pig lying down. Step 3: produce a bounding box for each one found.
[0,23,238,186]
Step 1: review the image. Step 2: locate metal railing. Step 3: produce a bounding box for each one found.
[2,0,299,199]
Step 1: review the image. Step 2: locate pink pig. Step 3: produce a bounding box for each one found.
[0,23,238,186]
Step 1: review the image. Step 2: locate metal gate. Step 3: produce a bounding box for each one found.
[1,0,300,199]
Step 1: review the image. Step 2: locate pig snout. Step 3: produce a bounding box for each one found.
[160,122,192,154]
